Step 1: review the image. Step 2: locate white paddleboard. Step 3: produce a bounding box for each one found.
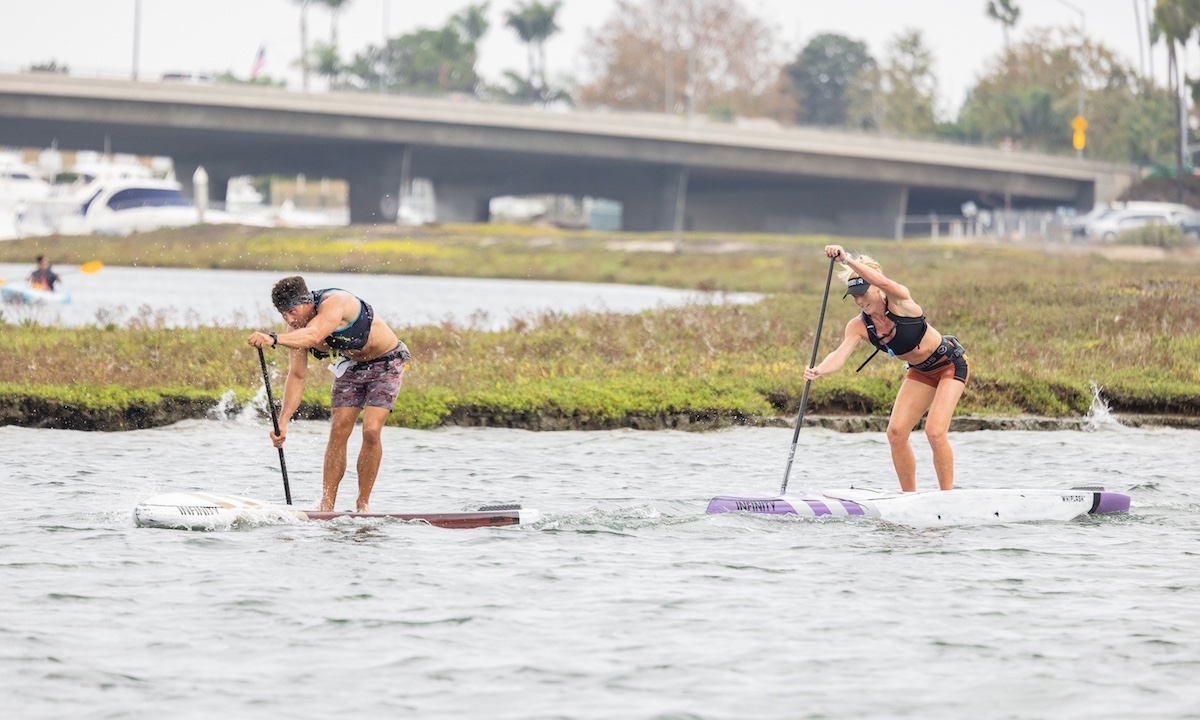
[134,491,540,530]
[706,486,1130,526]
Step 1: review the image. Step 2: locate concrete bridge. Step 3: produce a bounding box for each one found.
[0,73,1137,237]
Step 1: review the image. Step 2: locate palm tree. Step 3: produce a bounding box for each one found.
[292,0,312,91]
[452,2,490,85]
[986,0,1021,50]
[315,0,352,87]
[312,42,342,90]
[1151,0,1200,200]
[505,1,562,103]
[454,2,491,43]
[317,0,353,50]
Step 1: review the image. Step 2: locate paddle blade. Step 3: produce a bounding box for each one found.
[80,260,104,274]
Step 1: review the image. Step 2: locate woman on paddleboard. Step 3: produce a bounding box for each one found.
[804,245,969,492]
[247,276,411,513]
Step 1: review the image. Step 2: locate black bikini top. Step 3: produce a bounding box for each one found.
[861,307,928,357]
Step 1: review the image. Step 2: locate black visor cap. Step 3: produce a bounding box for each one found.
[843,277,870,298]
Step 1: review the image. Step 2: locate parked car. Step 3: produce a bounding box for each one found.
[1072,201,1194,238]
[1175,212,1200,240]
[1084,206,1196,241]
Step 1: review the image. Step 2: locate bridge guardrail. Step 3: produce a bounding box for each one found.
[897,211,1078,243]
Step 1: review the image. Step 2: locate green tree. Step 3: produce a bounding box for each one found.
[1101,82,1177,166]
[344,7,490,96]
[311,42,343,89]
[505,1,563,103]
[850,29,939,136]
[986,0,1021,50]
[215,71,285,88]
[956,27,1170,165]
[787,33,875,126]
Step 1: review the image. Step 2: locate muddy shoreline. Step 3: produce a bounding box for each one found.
[3,394,1198,432]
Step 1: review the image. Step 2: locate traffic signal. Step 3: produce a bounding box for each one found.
[1071,115,1087,151]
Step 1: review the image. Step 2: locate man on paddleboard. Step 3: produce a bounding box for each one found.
[27,255,61,292]
[803,245,970,492]
[247,276,411,512]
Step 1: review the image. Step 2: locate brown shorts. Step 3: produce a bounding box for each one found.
[905,353,970,389]
[330,357,407,409]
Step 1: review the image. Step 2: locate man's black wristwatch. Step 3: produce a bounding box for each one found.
[269,331,278,347]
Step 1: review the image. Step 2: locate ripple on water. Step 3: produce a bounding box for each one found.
[1,422,1198,718]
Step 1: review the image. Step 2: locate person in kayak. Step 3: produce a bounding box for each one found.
[803,245,969,492]
[27,255,61,292]
[247,276,411,512]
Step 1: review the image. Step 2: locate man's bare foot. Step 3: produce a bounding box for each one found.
[356,504,370,513]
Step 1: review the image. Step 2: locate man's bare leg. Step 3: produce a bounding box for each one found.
[355,406,391,512]
[321,407,361,511]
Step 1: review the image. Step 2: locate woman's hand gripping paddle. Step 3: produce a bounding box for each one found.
[257,347,293,505]
[779,256,836,495]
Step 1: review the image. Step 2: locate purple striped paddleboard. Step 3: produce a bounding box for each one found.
[706,486,1130,526]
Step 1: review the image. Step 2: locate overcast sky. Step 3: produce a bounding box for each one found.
[0,0,1173,119]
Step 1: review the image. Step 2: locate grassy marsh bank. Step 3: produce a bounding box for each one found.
[2,223,1198,431]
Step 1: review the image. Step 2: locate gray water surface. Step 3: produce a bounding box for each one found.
[0,263,759,330]
[2,417,1196,719]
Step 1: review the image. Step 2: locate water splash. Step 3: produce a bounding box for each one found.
[239,384,270,424]
[205,385,268,424]
[1083,382,1124,432]
[206,390,241,420]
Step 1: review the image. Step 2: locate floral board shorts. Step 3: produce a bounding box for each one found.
[330,357,408,409]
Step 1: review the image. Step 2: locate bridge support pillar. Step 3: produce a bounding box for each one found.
[343,147,408,225]
[619,166,689,232]
[434,184,492,223]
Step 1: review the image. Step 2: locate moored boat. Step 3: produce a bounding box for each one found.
[1,284,71,304]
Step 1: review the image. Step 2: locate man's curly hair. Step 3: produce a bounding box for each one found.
[271,276,311,312]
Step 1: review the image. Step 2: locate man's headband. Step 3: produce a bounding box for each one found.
[275,291,313,313]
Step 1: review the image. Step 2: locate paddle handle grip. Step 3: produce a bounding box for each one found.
[257,347,293,505]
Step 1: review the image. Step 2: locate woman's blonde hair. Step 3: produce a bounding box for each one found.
[837,254,881,282]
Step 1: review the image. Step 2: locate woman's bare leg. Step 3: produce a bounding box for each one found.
[923,380,967,490]
[887,379,936,493]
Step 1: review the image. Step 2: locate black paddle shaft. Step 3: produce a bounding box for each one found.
[780,256,837,495]
[257,347,293,505]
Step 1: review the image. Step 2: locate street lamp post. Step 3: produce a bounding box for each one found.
[132,0,142,81]
[1055,0,1086,159]
[381,0,390,95]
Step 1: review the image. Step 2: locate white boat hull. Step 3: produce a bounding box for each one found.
[2,285,71,304]
[133,491,540,530]
[706,486,1130,526]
